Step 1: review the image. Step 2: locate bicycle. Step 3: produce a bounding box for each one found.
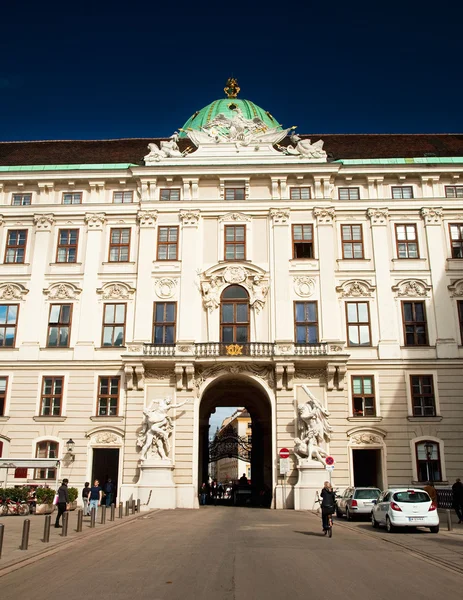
[0,498,30,516]
[315,495,334,538]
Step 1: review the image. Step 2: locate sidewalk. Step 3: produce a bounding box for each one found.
[0,505,158,575]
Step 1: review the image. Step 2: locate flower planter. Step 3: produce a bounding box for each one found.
[68,500,78,511]
[35,503,55,515]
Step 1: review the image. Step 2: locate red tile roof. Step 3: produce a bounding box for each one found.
[0,134,462,166]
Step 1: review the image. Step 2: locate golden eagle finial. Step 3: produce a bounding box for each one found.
[224,77,240,99]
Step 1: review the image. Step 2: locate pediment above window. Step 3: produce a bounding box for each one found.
[392,279,431,298]
[347,427,386,446]
[43,282,82,301]
[336,279,375,298]
[448,279,463,297]
[0,282,29,301]
[96,281,136,300]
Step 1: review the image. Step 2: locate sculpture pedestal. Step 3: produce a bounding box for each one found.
[120,459,177,510]
[293,459,327,511]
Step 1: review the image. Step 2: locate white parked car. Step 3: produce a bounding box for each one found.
[371,488,439,533]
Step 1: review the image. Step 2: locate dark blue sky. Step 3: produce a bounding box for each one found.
[1,0,461,141]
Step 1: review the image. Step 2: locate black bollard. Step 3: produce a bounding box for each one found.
[137,499,141,514]
[76,509,83,532]
[20,519,31,550]
[131,499,135,514]
[446,509,453,531]
[43,515,51,542]
[110,503,115,521]
[90,506,96,528]
[62,511,69,537]
[100,505,106,525]
[118,502,123,519]
[0,523,4,559]
[125,501,130,517]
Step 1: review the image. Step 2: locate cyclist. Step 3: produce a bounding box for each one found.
[320,480,336,535]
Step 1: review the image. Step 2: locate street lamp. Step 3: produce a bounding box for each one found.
[424,441,434,485]
[66,438,75,461]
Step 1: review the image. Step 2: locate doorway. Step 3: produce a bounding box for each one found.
[92,448,120,501]
[352,448,383,488]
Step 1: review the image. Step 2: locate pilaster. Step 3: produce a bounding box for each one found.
[177,211,201,342]
[270,209,293,342]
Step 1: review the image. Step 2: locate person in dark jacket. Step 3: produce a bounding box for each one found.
[320,481,336,534]
[452,478,463,523]
[104,479,115,507]
[82,482,91,516]
[55,478,69,528]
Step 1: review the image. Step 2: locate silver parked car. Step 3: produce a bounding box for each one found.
[336,487,381,520]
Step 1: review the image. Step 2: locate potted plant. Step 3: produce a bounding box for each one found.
[35,487,56,515]
[68,487,78,510]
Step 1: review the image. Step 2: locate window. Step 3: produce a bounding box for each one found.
[47,304,72,347]
[458,301,463,344]
[292,224,313,259]
[445,186,463,198]
[220,285,249,344]
[102,304,126,347]
[402,301,428,346]
[411,376,436,417]
[294,301,318,343]
[12,193,31,206]
[0,377,7,416]
[56,229,79,263]
[113,191,133,203]
[392,186,413,199]
[346,302,371,346]
[160,189,180,201]
[395,224,419,258]
[62,192,82,205]
[0,304,19,347]
[352,376,375,416]
[97,376,120,416]
[4,230,27,263]
[35,441,58,479]
[449,224,463,258]
[415,441,441,482]
[153,302,176,344]
[338,187,360,200]
[225,181,245,201]
[109,228,130,262]
[290,187,311,200]
[157,226,178,260]
[40,377,63,416]
[225,225,246,260]
[341,225,364,259]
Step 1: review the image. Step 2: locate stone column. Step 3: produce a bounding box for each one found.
[177,210,201,345]
[314,207,342,342]
[367,208,400,358]
[270,209,292,343]
[132,210,158,343]
[74,213,106,360]
[18,214,54,359]
[421,207,458,358]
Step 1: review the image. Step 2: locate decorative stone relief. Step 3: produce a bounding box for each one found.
[179,210,200,226]
[421,207,443,225]
[367,208,389,225]
[155,278,177,299]
[85,212,106,229]
[194,364,275,390]
[279,134,327,161]
[43,282,82,301]
[350,433,383,445]
[293,277,315,298]
[89,431,123,445]
[126,343,143,353]
[336,279,375,298]
[218,212,251,223]
[144,132,191,164]
[313,207,335,225]
[223,265,247,284]
[294,368,326,382]
[0,282,29,301]
[144,368,176,381]
[393,279,431,298]
[33,214,54,229]
[137,210,158,227]
[448,279,463,297]
[96,282,136,300]
[269,208,290,224]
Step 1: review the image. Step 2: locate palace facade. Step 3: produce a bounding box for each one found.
[0,79,462,508]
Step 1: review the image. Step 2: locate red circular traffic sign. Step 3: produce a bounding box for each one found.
[279,448,290,459]
[325,456,335,466]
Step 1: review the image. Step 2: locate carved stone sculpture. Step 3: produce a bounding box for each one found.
[294,385,333,465]
[279,133,327,160]
[249,275,268,313]
[137,397,190,460]
[201,276,221,311]
[144,132,191,164]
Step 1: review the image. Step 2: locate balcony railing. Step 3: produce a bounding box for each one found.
[141,341,335,357]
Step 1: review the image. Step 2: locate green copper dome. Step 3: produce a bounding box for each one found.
[178,80,281,139]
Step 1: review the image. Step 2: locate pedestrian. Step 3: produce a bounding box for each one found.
[200,482,209,506]
[452,478,463,523]
[82,482,91,516]
[104,478,115,507]
[210,480,218,506]
[89,479,103,518]
[319,481,336,535]
[54,478,69,528]
[424,483,437,505]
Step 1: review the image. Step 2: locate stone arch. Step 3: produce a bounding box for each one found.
[346,427,387,489]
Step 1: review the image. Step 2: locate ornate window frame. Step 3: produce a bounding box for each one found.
[217,213,251,262]
[410,435,447,484]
